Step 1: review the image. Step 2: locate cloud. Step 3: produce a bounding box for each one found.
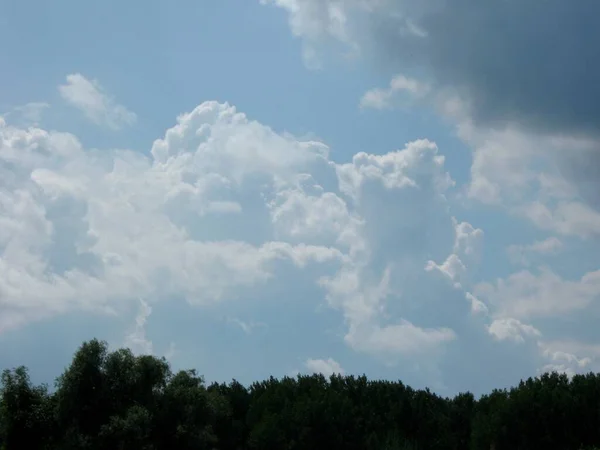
[282,0,600,139]
[359,75,600,237]
[2,102,50,127]
[4,81,599,390]
[474,268,600,321]
[123,298,178,360]
[316,139,464,362]
[426,217,483,288]
[305,357,345,376]
[270,1,600,224]
[360,74,429,110]
[517,200,600,239]
[454,112,600,237]
[58,73,137,130]
[227,317,267,335]
[465,292,488,316]
[0,100,339,334]
[259,0,370,66]
[488,318,541,344]
[507,237,563,267]
[251,2,600,385]
[360,78,600,238]
[260,0,358,43]
[384,1,600,138]
[6,87,595,388]
[0,96,471,379]
[350,320,456,356]
[538,340,597,377]
[124,298,154,355]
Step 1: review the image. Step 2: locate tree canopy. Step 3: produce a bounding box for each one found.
[1,339,599,450]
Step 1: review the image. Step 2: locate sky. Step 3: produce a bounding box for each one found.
[1,0,599,398]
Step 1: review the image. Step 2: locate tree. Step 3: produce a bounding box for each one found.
[0,366,55,449]
[4,339,600,450]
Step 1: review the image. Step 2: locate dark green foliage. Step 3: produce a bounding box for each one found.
[2,340,600,449]
[0,366,55,449]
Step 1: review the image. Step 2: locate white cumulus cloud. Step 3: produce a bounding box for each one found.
[0,94,470,373]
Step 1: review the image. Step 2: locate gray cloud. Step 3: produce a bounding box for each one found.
[263,1,600,207]
[372,0,600,137]
[559,146,600,210]
[353,0,600,216]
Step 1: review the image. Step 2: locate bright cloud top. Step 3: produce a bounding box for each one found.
[0,94,462,361]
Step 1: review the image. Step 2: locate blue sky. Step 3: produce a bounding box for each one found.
[1,0,600,397]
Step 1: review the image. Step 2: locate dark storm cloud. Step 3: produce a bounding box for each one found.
[373,0,600,137]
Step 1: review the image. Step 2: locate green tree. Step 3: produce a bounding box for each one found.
[0,366,55,449]
[4,338,600,450]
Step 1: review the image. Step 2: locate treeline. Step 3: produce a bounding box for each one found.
[1,339,599,450]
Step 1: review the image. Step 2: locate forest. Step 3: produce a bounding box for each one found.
[1,339,599,450]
